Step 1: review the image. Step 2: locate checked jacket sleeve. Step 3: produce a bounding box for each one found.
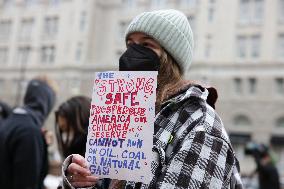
[156,131,241,188]
[153,101,243,189]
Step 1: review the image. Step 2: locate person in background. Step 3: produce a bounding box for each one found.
[0,76,57,189]
[0,101,12,126]
[55,96,91,158]
[61,9,243,189]
[245,143,280,189]
[55,96,114,189]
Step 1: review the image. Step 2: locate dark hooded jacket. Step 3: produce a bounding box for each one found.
[0,79,56,189]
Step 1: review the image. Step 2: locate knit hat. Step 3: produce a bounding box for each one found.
[125,9,194,73]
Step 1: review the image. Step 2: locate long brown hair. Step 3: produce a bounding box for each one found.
[156,50,183,113]
[55,96,91,158]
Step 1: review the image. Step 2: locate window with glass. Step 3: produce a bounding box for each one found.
[248,78,257,94]
[17,46,31,65]
[0,48,8,64]
[234,78,243,94]
[239,0,264,24]
[253,0,264,24]
[236,36,247,58]
[0,20,12,41]
[275,78,284,95]
[0,79,4,94]
[80,11,87,31]
[276,117,284,127]
[19,19,34,41]
[239,0,250,23]
[208,7,215,22]
[277,34,284,59]
[251,35,261,58]
[234,115,251,127]
[75,43,82,62]
[278,0,284,23]
[41,46,55,64]
[43,16,59,38]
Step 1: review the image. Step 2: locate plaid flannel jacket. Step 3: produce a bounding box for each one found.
[125,85,243,189]
[61,85,243,189]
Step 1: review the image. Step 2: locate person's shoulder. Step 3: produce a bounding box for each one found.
[199,103,229,142]
[179,86,231,144]
[183,85,228,134]
[5,113,41,136]
[0,114,42,150]
[172,84,217,113]
[166,84,232,145]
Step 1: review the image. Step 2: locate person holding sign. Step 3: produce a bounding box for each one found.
[61,9,243,189]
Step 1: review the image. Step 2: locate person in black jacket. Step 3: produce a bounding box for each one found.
[0,76,57,189]
[246,143,280,189]
[257,154,280,189]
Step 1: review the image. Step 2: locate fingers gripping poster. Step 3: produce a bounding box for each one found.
[85,71,157,184]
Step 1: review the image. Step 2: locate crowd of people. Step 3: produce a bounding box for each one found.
[0,8,280,189]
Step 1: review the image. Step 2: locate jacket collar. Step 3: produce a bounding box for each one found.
[161,80,218,110]
[153,82,218,152]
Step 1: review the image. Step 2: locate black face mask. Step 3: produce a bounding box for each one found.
[119,43,160,71]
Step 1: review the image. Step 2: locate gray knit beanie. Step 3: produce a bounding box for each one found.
[125,9,194,73]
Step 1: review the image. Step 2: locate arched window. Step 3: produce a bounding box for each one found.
[233,115,251,127]
[276,117,284,128]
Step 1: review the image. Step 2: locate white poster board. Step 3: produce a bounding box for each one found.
[85,71,157,184]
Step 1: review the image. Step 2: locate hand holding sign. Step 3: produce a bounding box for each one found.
[85,71,157,184]
[67,154,99,188]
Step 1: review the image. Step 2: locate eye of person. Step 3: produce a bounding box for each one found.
[126,40,133,47]
[142,42,151,47]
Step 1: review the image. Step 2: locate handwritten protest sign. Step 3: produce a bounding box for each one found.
[85,71,157,184]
